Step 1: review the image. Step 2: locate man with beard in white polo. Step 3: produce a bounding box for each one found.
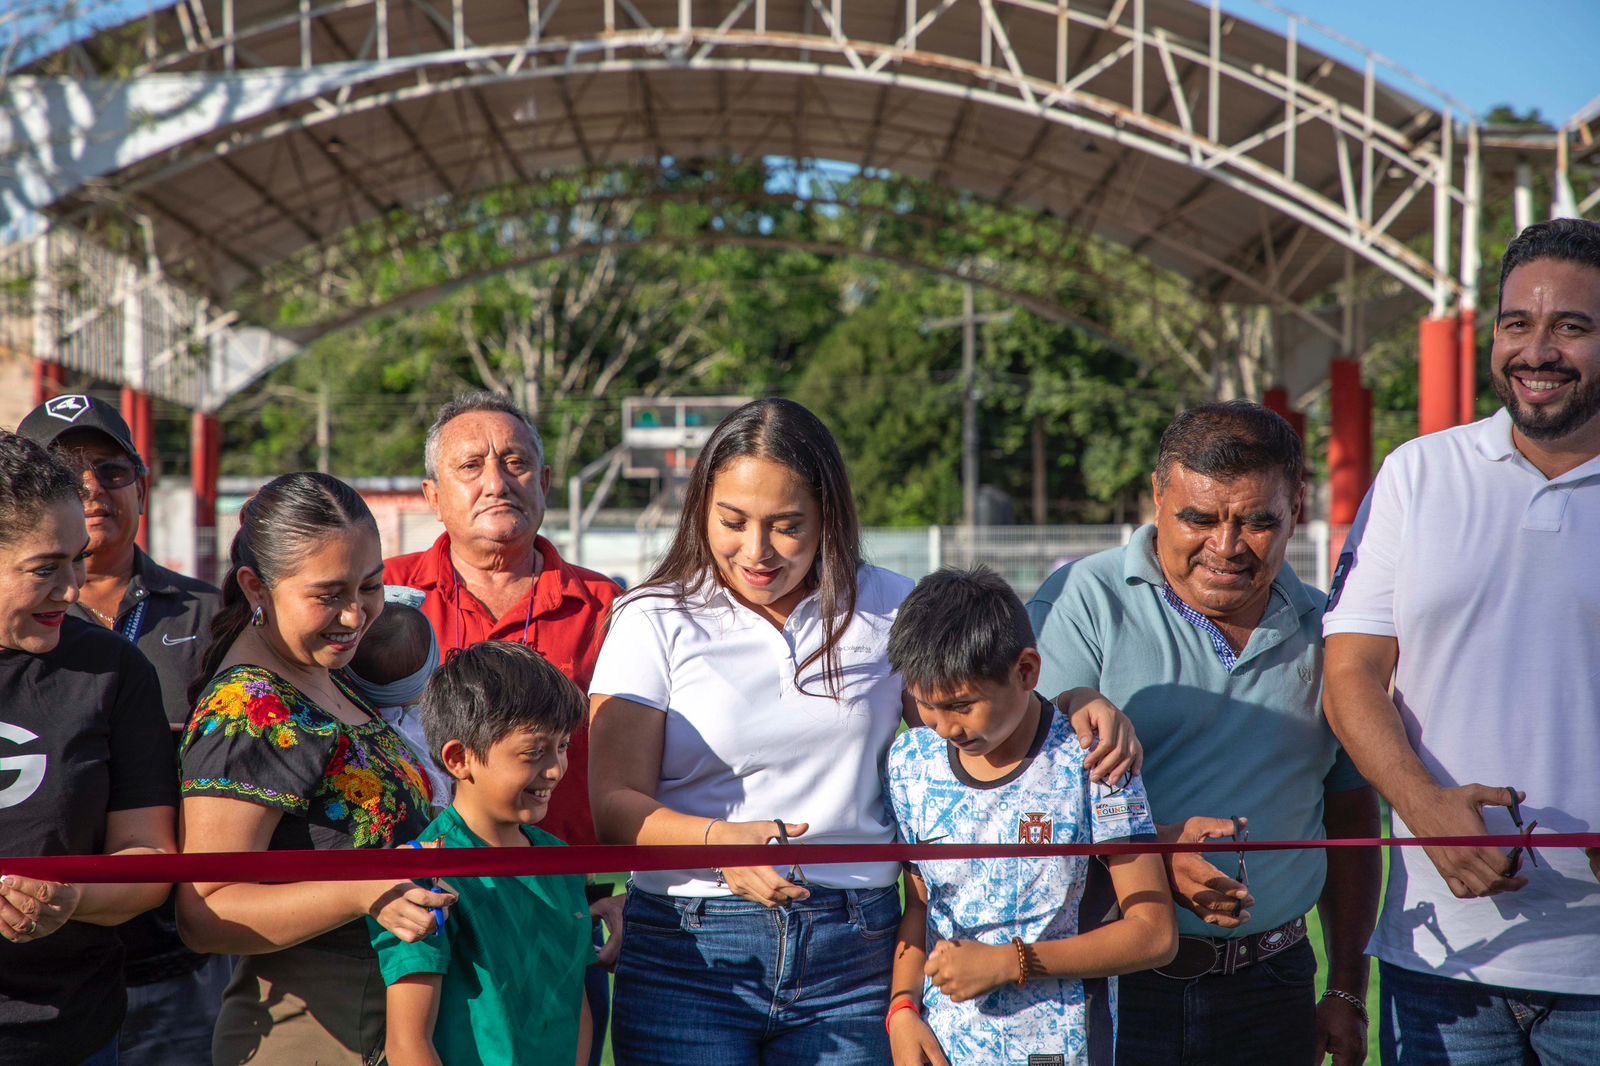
[1325,217,1600,1064]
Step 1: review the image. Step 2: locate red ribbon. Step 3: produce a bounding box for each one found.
[2,834,1595,884]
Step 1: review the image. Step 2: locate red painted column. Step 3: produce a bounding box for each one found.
[1357,381,1373,502]
[1262,386,1307,438]
[192,412,222,583]
[121,387,156,551]
[1328,359,1372,527]
[32,360,66,405]
[1458,308,1479,424]
[1418,317,1460,436]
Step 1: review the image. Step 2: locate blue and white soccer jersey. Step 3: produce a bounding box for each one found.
[885,699,1156,1066]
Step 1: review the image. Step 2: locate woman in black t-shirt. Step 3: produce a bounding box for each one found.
[0,431,178,1066]
[176,472,450,1066]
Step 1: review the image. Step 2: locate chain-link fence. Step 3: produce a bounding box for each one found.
[864,522,1344,595]
[197,496,1348,595]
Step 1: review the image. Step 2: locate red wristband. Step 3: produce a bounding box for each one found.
[885,998,920,1034]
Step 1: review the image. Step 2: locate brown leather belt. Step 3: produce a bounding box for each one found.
[1153,915,1308,980]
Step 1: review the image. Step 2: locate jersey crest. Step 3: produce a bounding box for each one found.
[1018,812,1053,844]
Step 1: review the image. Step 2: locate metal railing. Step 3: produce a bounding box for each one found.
[199,494,1348,594]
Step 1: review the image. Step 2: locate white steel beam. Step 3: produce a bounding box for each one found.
[58,44,1444,299]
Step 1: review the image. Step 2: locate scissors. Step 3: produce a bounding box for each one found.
[404,840,449,937]
[1502,788,1539,877]
[772,820,805,888]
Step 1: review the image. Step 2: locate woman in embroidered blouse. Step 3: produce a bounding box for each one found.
[176,473,454,1066]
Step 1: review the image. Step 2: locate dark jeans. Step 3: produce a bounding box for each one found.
[612,884,901,1066]
[119,955,232,1066]
[1115,939,1318,1066]
[1379,961,1600,1066]
[81,1039,119,1066]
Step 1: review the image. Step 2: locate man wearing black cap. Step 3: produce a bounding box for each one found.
[17,393,224,1065]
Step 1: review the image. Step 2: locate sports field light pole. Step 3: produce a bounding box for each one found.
[922,282,1011,532]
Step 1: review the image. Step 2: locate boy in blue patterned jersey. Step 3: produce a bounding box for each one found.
[884,567,1177,1066]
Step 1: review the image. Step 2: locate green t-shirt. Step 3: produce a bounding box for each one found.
[368,806,591,1066]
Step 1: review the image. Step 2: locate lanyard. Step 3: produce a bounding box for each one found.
[449,567,539,649]
[520,587,536,646]
[121,599,149,642]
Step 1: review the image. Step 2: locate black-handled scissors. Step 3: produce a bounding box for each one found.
[771,819,805,887]
[1502,788,1539,877]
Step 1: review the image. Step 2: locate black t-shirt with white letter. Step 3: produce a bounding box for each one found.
[0,618,177,1065]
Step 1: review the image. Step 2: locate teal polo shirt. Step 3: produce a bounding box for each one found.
[369,806,591,1065]
[1027,524,1365,939]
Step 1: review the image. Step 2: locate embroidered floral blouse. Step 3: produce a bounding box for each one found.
[180,665,433,854]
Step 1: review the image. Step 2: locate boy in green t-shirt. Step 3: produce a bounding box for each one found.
[371,641,603,1066]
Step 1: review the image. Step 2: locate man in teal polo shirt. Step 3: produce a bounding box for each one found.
[1028,401,1379,1066]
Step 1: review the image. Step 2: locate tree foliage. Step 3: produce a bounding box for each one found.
[217,161,1259,522]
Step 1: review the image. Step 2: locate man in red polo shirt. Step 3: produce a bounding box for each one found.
[385,392,619,847]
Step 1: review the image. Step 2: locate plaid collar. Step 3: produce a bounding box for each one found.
[1159,584,1238,672]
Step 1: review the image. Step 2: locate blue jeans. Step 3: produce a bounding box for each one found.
[1380,961,1600,1066]
[1115,939,1318,1066]
[119,956,232,1066]
[612,884,901,1066]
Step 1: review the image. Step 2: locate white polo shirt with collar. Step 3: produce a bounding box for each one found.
[590,563,913,896]
[1324,408,1600,993]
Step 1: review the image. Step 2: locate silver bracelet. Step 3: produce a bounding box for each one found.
[1320,988,1368,1024]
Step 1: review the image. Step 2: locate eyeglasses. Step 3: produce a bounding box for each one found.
[76,459,139,490]
[91,460,138,490]
[1504,788,1539,877]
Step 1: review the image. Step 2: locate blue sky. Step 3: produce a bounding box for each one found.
[1220,0,1598,124]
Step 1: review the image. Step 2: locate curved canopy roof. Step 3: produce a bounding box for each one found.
[1,0,1482,408]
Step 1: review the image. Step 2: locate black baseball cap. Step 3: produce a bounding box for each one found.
[17,394,143,465]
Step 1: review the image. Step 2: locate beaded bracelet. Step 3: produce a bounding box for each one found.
[1012,936,1033,988]
[1321,988,1369,1024]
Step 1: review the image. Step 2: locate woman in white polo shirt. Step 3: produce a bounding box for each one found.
[589,398,914,1064]
[590,398,1138,1064]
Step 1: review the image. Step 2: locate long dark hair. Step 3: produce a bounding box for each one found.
[188,472,379,707]
[635,398,862,695]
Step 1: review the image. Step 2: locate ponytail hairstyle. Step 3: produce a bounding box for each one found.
[634,398,862,696]
[188,472,379,707]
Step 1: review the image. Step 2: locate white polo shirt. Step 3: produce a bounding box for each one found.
[590,564,913,896]
[1324,409,1600,993]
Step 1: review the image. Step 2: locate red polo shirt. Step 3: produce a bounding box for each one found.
[385,533,619,845]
